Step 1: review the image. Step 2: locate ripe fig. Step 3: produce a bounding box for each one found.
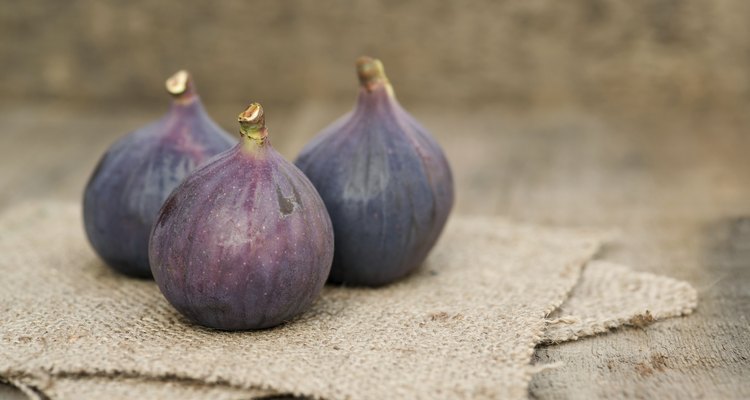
[149,103,334,330]
[83,70,236,278]
[294,56,454,286]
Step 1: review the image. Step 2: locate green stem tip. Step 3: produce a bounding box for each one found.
[356,56,390,92]
[165,70,196,101]
[238,102,268,143]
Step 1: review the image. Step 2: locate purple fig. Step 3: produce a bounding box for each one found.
[83,71,236,278]
[295,56,454,286]
[149,103,334,330]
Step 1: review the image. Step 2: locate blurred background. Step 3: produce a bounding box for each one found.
[1,0,749,219]
[0,0,750,222]
[3,0,750,220]
[3,1,749,116]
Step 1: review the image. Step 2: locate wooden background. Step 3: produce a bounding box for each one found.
[1,1,748,398]
[3,1,750,116]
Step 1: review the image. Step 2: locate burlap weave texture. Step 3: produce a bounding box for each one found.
[0,203,696,399]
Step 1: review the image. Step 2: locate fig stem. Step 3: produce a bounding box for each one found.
[165,70,197,103]
[356,56,393,95]
[238,103,268,145]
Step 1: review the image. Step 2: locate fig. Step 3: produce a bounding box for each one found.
[83,70,236,278]
[294,56,454,286]
[149,103,334,330]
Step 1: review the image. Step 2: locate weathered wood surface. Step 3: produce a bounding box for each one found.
[0,102,748,398]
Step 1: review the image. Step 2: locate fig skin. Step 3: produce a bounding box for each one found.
[295,57,454,286]
[83,71,236,278]
[149,103,334,330]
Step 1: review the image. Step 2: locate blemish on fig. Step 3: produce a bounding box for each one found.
[276,186,298,217]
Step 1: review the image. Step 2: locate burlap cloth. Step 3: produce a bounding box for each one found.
[0,203,697,399]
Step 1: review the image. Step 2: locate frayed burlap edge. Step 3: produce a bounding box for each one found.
[542,261,698,345]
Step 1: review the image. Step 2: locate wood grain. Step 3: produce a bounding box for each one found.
[0,102,747,398]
